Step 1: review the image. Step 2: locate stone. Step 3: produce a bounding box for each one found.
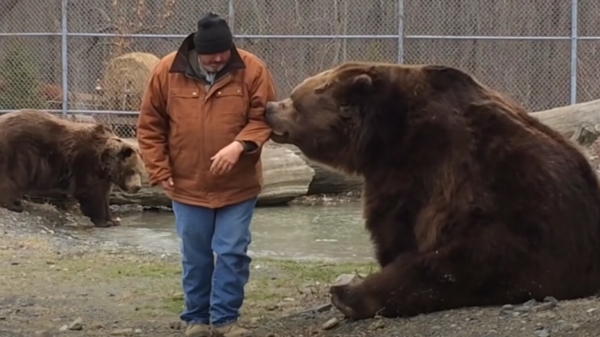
[111,328,134,335]
[68,317,83,330]
[322,317,339,330]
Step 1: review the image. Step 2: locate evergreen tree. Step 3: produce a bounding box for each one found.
[0,38,46,110]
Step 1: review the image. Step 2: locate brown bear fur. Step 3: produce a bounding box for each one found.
[0,109,144,227]
[264,62,600,319]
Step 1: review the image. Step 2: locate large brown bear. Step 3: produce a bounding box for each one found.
[0,109,144,227]
[264,62,600,319]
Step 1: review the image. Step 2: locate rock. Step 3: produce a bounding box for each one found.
[533,301,557,312]
[266,304,279,311]
[322,317,339,330]
[534,327,550,337]
[90,323,105,330]
[111,328,134,335]
[68,317,83,330]
[333,273,365,287]
[58,324,68,331]
[169,321,184,330]
[372,320,385,330]
[34,330,51,337]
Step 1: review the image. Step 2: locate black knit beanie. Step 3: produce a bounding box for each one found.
[194,13,233,55]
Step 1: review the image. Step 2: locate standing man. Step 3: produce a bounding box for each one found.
[137,12,276,337]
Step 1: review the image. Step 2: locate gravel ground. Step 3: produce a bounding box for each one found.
[1,201,600,337]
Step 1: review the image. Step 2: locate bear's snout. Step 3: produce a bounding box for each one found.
[265,101,278,116]
[127,185,141,193]
[124,174,142,193]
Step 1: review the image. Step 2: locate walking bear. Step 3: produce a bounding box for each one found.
[0,109,144,227]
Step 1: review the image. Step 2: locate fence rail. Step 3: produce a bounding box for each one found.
[0,0,599,139]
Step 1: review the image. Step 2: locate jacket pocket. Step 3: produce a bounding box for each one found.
[169,89,202,119]
[167,89,201,181]
[213,86,247,126]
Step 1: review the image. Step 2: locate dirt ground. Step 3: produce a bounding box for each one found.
[2,203,600,337]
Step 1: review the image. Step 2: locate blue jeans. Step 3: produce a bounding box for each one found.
[172,196,257,327]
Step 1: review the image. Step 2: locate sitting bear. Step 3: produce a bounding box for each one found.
[0,109,144,227]
[264,62,600,319]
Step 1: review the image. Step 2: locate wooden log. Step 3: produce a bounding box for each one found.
[530,98,600,146]
[106,139,316,208]
[274,143,364,195]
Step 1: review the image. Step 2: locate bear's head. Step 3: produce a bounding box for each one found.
[265,61,485,175]
[265,62,409,175]
[100,137,144,194]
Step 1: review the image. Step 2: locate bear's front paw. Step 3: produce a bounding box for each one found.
[330,284,373,320]
[91,217,120,228]
[7,201,24,213]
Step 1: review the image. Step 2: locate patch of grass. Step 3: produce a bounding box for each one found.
[159,258,378,317]
[6,246,378,318]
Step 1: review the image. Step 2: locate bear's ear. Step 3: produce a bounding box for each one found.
[351,74,372,90]
[343,73,373,97]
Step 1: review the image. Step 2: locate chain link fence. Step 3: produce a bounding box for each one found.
[0,0,599,139]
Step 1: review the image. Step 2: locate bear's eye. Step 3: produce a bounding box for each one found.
[339,105,353,118]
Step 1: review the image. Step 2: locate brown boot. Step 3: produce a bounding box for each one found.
[185,323,211,337]
[212,321,254,337]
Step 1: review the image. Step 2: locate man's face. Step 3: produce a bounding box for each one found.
[198,50,231,73]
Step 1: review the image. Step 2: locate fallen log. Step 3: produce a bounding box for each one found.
[530,98,600,146]
[274,143,364,195]
[109,139,364,208]
[107,139,316,208]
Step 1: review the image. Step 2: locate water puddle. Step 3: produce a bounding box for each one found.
[90,202,375,263]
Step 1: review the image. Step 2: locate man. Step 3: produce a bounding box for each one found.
[136,12,276,337]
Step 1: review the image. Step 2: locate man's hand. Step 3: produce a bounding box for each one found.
[162,177,174,190]
[210,141,244,175]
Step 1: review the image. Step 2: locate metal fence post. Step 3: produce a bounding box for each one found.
[397,0,404,64]
[569,0,578,105]
[61,0,68,118]
[228,0,235,35]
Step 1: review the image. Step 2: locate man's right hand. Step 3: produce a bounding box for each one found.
[162,177,174,190]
